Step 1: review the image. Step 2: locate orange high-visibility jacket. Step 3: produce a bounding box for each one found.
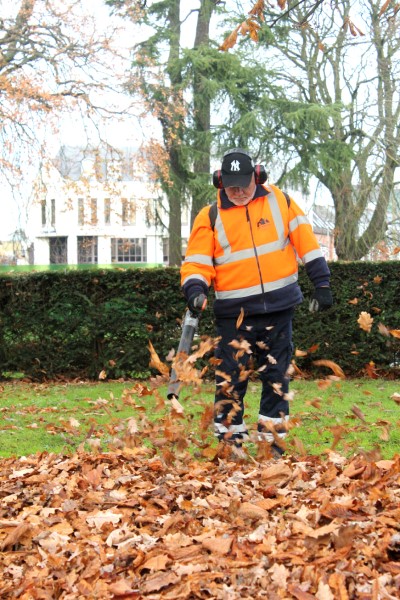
[181,184,330,318]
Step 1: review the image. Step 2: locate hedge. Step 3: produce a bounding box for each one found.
[0,262,398,380]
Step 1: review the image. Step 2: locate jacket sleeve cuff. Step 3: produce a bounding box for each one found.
[182,279,209,302]
[305,257,331,288]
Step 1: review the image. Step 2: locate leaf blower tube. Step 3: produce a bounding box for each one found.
[167,295,207,400]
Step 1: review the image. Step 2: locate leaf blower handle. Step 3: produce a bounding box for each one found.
[167,298,206,400]
[188,293,207,315]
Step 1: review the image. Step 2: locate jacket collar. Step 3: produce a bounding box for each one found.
[219,184,270,209]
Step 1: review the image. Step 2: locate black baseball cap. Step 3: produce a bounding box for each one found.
[220,148,255,188]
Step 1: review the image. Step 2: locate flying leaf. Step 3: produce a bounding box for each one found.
[378,322,390,336]
[312,360,345,379]
[388,329,400,338]
[365,361,379,379]
[229,338,252,358]
[357,311,373,332]
[308,344,320,353]
[295,348,308,357]
[148,341,170,377]
[170,397,184,415]
[236,307,245,329]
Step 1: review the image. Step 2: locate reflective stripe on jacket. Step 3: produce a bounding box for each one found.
[181,184,330,318]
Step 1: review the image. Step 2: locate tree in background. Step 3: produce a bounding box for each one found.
[221,0,400,260]
[107,0,222,265]
[0,0,134,236]
[107,0,271,264]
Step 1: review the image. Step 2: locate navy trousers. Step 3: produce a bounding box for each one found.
[213,308,294,441]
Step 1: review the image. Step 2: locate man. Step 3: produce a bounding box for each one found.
[181,148,333,456]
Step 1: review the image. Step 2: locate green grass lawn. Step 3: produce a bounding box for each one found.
[0,377,399,459]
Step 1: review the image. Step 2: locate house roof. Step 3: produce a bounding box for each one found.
[53,146,138,182]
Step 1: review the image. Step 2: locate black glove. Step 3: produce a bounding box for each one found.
[309,287,333,312]
[188,293,207,315]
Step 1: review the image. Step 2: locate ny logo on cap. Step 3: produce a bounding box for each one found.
[230,160,241,171]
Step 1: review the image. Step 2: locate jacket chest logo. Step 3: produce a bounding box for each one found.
[257,217,270,228]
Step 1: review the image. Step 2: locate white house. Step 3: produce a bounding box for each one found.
[30,147,191,267]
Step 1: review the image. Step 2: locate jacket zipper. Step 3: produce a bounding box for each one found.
[246,205,267,311]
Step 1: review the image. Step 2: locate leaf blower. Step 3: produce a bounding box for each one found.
[167,294,207,399]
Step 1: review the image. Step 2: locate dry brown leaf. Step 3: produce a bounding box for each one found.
[376,459,395,470]
[316,379,332,390]
[357,311,373,332]
[378,322,390,336]
[312,360,345,379]
[141,554,170,572]
[86,510,123,529]
[238,502,267,521]
[316,580,335,599]
[148,341,170,377]
[108,580,139,595]
[288,585,316,600]
[379,0,392,17]
[0,522,30,551]
[295,348,308,357]
[140,571,181,594]
[261,462,292,484]
[201,535,233,555]
[307,521,340,539]
[219,28,239,51]
[351,404,366,422]
[170,397,184,414]
[236,307,245,329]
[308,343,320,353]
[391,392,400,404]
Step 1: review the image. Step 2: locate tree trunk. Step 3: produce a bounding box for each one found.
[190,0,217,226]
[165,0,185,266]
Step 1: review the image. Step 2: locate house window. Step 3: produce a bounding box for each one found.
[121,198,136,225]
[162,238,169,263]
[78,198,84,225]
[41,200,46,226]
[49,237,68,264]
[162,238,187,264]
[51,199,56,227]
[104,198,111,225]
[78,236,98,264]
[111,238,147,263]
[91,198,97,225]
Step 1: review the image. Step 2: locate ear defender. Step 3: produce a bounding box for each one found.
[212,170,224,189]
[254,164,267,185]
[212,164,267,188]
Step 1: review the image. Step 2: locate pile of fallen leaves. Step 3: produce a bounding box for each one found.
[1,436,399,598]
